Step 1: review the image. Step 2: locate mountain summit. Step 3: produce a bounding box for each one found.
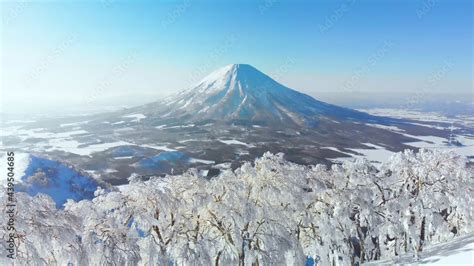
[149,64,374,127]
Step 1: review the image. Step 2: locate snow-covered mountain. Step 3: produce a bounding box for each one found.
[146,64,375,127]
[4,64,469,184]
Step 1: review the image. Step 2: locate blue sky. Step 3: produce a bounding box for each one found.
[1,0,472,113]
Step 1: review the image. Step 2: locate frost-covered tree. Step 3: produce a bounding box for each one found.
[0,149,472,266]
[374,150,473,258]
[0,193,86,265]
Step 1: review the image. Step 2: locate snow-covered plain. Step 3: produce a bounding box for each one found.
[188,157,215,164]
[140,144,177,152]
[218,138,255,148]
[122,113,147,122]
[359,108,474,128]
[346,143,395,163]
[330,110,474,164]
[0,125,185,155]
[334,134,474,165]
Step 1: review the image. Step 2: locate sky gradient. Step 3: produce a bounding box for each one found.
[1,0,472,114]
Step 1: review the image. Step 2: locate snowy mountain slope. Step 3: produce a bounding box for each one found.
[136,64,379,127]
[0,153,103,208]
[17,155,102,208]
[363,233,474,265]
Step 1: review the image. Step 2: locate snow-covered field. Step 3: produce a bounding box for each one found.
[332,132,474,164]
[122,113,147,122]
[329,109,474,164]
[364,233,474,265]
[218,138,255,148]
[2,112,473,165]
[359,108,474,128]
[0,125,179,156]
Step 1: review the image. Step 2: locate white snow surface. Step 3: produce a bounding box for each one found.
[140,144,177,152]
[218,139,255,148]
[347,143,395,164]
[195,64,235,94]
[0,152,30,186]
[189,158,215,164]
[364,233,474,265]
[359,108,474,128]
[59,120,89,127]
[122,113,146,122]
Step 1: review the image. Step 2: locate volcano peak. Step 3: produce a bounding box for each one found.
[197,64,268,86]
[155,64,369,127]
